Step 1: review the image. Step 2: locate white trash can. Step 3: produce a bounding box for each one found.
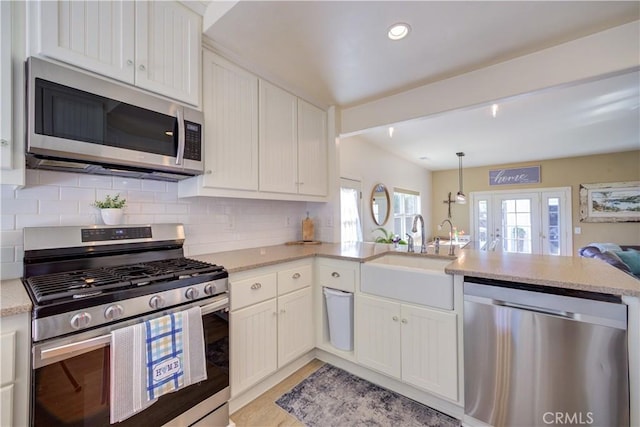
[323,287,354,351]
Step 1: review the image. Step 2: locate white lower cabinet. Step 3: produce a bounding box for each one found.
[0,311,30,427]
[230,262,313,396]
[356,294,458,401]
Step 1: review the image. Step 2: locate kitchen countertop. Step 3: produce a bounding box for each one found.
[2,242,639,316]
[0,278,32,317]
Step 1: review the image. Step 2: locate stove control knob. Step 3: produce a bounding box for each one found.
[70,312,92,330]
[104,304,124,321]
[149,295,166,310]
[185,287,199,300]
[204,283,216,296]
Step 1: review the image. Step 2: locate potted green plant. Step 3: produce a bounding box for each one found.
[372,227,407,245]
[92,194,127,225]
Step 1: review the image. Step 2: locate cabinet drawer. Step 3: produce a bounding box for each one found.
[278,264,312,295]
[231,273,277,311]
[318,264,356,293]
[0,332,15,385]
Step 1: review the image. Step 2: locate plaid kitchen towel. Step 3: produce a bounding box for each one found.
[145,312,185,401]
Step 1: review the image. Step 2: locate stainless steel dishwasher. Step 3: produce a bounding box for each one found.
[464,279,629,427]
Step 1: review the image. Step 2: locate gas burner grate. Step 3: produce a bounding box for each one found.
[25,258,221,303]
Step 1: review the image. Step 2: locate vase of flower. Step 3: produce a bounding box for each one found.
[92,194,127,225]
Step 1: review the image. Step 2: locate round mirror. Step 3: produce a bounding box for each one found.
[371,183,390,226]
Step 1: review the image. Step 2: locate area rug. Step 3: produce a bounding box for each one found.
[275,364,460,427]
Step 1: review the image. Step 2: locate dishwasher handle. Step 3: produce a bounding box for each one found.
[465,295,578,320]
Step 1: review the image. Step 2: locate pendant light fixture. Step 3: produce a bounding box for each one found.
[456,152,466,204]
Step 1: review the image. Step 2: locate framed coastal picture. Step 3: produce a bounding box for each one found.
[579,181,640,222]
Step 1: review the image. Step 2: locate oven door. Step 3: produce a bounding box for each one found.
[31,297,229,427]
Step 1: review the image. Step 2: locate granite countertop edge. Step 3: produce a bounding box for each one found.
[4,242,639,316]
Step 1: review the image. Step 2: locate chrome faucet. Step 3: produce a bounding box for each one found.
[438,219,456,256]
[411,214,427,254]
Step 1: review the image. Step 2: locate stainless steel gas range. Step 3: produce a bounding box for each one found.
[21,223,230,426]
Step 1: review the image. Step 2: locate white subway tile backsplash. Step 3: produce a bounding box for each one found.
[39,200,79,215]
[78,175,113,189]
[1,215,14,230]
[39,170,80,187]
[16,214,60,228]
[141,180,167,192]
[16,185,60,200]
[0,199,38,215]
[60,187,96,201]
[0,170,317,279]
[1,247,15,262]
[113,177,142,191]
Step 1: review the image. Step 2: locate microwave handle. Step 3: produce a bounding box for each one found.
[176,108,185,165]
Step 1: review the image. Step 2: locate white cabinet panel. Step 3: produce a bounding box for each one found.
[259,80,298,194]
[0,384,13,426]
[0,332,16,385]
[278,287,313,367]
[135,1,200,105]
[401,304,458,400]
[202,51,258,190]
[39,0,135,83]
[230,299,278,395]
[0,0,12,170]
[36,0,200,105]
[355,294,401,378]
[297,99,327,196]
[355,294,459,401]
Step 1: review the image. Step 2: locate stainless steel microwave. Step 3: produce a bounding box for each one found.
[26,57,204,181]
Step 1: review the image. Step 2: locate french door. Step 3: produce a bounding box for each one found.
[471,187,572,256]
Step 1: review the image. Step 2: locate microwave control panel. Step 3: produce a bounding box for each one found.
[184,121,202,161]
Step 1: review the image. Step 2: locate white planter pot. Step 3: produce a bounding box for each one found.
[100,208,124,225]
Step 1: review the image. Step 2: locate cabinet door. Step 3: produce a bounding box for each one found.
[134,1,201,105]
[297,100,327,196]
[39,0,135,83]
[355,294,401,378]
[401,305,458,401]
[0,384,13,426]
[202,51,258,190]
[278,287,314,367]
[0,0,11,170]
[230,299,277,396]
[259,80,298,194]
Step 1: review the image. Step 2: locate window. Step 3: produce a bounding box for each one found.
[393,188,420,239]
[340,179,363,242]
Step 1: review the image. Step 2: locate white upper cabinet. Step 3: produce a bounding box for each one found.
[0,0,12,170]
[35,0,200,106]
[202,51,258,190]
[297,99,328,196]
[259,79,298,194]
[259,80,328,196]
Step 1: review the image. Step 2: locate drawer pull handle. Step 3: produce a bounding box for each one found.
[331,272,340,278]
[292,272,301,279]
[250,283,262,290]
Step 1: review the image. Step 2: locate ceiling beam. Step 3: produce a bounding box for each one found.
[340,20,640,136]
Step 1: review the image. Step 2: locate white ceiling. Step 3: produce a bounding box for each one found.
[205,1,640,170]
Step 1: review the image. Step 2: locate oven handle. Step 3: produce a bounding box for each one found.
[200,297,230,316]
[40,334,111,361]
[40,296,228,361]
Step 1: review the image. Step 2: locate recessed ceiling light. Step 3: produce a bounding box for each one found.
[388,23,411,41]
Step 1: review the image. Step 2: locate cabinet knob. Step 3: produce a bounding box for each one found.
[331,272,340,278]
[0,139,8,146]
[392,316,399,321]
[401,318,408,324]
[292,272,301,279]
[250,282,262,290]
[126,59,133,66]
[139,64,146,71]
